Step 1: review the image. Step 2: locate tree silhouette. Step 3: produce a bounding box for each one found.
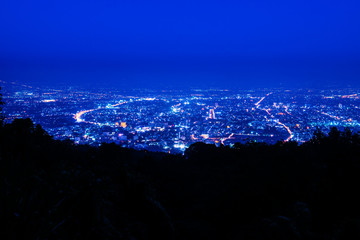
[0,86,4,126]
[1,113,360,239]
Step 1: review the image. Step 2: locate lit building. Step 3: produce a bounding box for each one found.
[209,109,216,119]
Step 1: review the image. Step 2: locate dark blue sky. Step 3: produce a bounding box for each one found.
[1,0,360,89]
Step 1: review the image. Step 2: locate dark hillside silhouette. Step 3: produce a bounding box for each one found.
[0,86,3,126]
[1,117,360,239]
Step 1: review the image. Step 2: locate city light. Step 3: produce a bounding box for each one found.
[3,80,360,153]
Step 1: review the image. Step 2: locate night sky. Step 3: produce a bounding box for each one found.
[1,0,360,89]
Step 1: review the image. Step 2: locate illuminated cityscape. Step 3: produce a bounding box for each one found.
[2,80,360,153]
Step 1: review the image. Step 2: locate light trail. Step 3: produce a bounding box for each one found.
[220,133,234,144]
[284,106,292,115]
[74,101,127,126]
[254,92,293,142]
[220,133,265,144]
[255,92,272,107]
[319,111,340,121]
[218,93,274,144]
[277,121,294,142]
[341,94,358,99]
[261,107,293,141]
[255,97,266,107]
[262,108,274,117]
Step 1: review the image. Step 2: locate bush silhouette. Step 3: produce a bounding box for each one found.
[1,119,360,239]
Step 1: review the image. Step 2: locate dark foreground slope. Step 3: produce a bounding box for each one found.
[1,119,360,240]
